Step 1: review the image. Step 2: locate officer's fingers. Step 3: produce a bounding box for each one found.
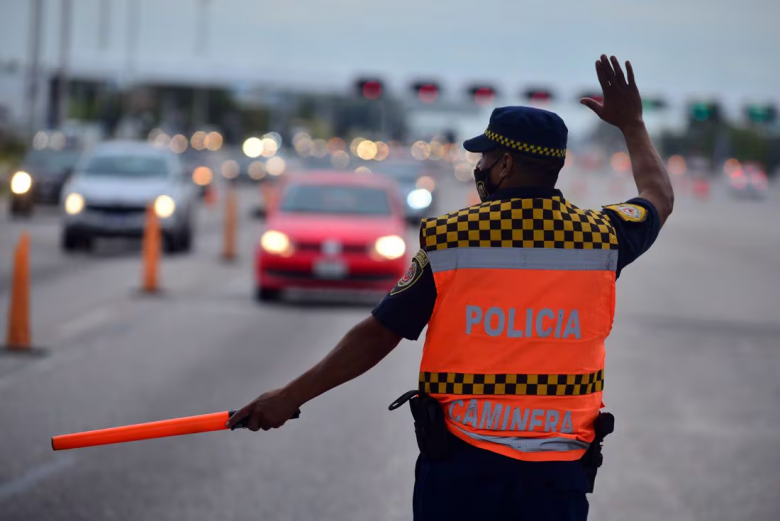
[226,407,250,428]
[580,98,603,117]
[626,60,637,88]
[610,56,627,87]
[599,54,616,83]
[595,61,610,91]
[247,412,262,432]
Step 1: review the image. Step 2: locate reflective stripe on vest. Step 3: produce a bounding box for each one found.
[427,248,618,272]
[418,196,617,462]
[454,426,590,453]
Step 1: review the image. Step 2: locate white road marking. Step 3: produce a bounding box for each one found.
[0,453,76,503]
[56,308,115,341]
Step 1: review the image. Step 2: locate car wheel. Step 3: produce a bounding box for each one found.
[178,225,193,253]
[10,199,33,218]
[61,228,87,252]
[163,232,180,254]
[255,287,281,302]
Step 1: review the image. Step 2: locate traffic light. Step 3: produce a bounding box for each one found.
[688,101,722,123]
[642,98,667,111]
[578,91,604,104]
[745,104,776,124]
[356,78,384,100]
[412,82,441,103]
[524,88,554,104]
[469,85,497,106]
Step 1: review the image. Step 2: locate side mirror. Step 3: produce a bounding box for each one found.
[251,205,266,219]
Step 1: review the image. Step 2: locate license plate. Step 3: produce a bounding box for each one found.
[313,260,347,279]
[102,214,133,227]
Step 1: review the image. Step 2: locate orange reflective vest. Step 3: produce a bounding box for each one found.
[418,195,618,462]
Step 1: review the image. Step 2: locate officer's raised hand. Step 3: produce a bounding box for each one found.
[581,55,643,130]
[227,388,301,431]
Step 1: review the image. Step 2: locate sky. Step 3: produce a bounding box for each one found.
[1,0,778,133]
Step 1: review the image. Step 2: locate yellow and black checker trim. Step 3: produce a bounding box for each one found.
[419,370,604,396]
[421,197,618,252]
[484,129,566,159]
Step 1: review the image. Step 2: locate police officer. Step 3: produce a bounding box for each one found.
[228,55,674,520]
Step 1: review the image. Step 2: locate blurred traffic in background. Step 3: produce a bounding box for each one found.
[1,1,779,520]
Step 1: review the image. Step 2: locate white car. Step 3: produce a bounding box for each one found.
[60,141,197,253]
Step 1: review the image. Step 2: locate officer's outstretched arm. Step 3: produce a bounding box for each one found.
[581,55,674,226]
[227,316,401,431]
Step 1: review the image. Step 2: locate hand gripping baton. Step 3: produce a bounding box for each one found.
[51,409,301,451]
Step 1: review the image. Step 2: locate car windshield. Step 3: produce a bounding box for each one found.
[23,150,81,170]
[84,155,169,178]
[375,164,422,182]
[281,184,391,215]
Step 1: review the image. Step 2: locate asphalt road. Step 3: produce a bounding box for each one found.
[1,167,779,521]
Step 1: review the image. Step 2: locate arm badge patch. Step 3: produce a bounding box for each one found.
[390,250,428,295]
[604,203,647,222]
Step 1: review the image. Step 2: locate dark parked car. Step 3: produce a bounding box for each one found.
[9,148,82,216]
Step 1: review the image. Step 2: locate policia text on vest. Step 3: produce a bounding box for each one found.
[466,306,581,339]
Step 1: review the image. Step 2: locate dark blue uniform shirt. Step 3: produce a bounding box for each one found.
[373,187,660,340]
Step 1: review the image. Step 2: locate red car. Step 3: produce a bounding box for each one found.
[255,172,409,301]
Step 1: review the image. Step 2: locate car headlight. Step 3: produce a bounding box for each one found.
[10,171,32,195]
[64,193,85,215]
[260,230,292,255]
[154,195,176,218]
[375,235,406,260]
[407,189,432,210]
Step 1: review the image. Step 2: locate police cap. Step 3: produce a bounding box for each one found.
[463,106,568,160]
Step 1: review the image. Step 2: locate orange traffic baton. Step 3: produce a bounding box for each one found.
[52,409,301,451]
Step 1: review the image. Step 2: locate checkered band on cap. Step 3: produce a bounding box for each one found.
[485,129,566,159]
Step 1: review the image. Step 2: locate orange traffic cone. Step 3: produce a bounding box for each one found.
[260,183,273,210]
[5,233,31,350]
[204,184,217,207]
[141,205,161,293]
[691,178,710,200]
[222,186,238,261]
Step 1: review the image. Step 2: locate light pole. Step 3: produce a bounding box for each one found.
[98,0,111,48]
[26,0,44,138]
[56,0,74,128]
[193,0,211,128]
[121,0,141,136]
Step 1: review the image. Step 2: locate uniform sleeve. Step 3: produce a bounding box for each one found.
[602,198,661,278]
[371,249,437,341]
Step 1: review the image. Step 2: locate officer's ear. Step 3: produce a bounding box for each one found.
[500,152,514,179]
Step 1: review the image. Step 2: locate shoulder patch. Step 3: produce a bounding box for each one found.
[604,203,647,222]
[390,250,428,295]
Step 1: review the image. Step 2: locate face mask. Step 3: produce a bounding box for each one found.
[473,155,505,202]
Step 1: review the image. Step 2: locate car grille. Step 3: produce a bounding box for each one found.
[266,269,396,282]
[86,204,147,214]
[295,241,368,254]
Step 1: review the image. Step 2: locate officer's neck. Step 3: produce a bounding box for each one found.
[502,175,557,190]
